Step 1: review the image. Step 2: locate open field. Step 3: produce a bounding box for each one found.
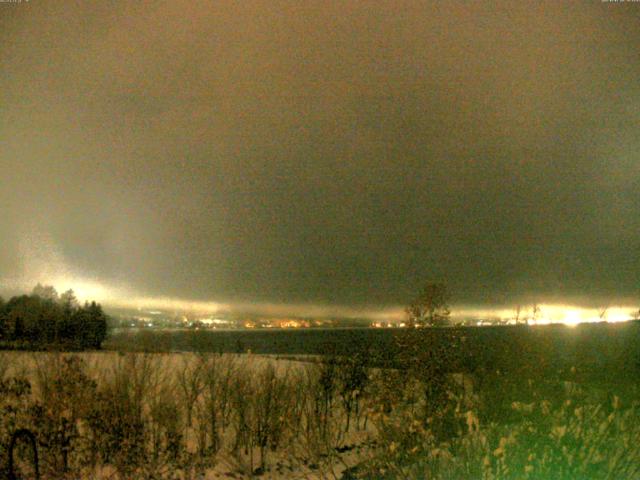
[106,322,640,384]
[3,322,640,479]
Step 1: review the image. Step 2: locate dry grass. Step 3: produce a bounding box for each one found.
[2,350,639,479]
[0,352,377,479]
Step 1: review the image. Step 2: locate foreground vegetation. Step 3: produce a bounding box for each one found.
[2,339,640,479]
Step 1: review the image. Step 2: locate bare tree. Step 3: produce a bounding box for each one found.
[598,305,609,321]
[177,355,204,427]
[513,305,523,325]
[405,282,451,327]
[530,303,541,325]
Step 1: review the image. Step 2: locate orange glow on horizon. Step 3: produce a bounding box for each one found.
[1,276,638,326]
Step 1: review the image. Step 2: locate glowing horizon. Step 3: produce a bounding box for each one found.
[1,276,637,325]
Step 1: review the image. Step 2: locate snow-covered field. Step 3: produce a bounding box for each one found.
[0,351,380,479]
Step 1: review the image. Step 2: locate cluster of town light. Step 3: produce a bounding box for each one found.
[11,275,639,329]
[525,305,633,327]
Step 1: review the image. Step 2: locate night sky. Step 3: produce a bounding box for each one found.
[1,1,639,315]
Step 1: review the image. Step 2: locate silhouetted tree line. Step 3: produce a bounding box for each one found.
[0,284,107,349]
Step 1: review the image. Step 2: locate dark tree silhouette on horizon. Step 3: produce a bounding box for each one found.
[0,286,108,349]
[405,282,451,327]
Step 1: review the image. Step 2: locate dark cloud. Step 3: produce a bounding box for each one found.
[1,1,639,309]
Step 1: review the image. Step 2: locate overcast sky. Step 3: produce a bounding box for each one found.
[1,1,639,312]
